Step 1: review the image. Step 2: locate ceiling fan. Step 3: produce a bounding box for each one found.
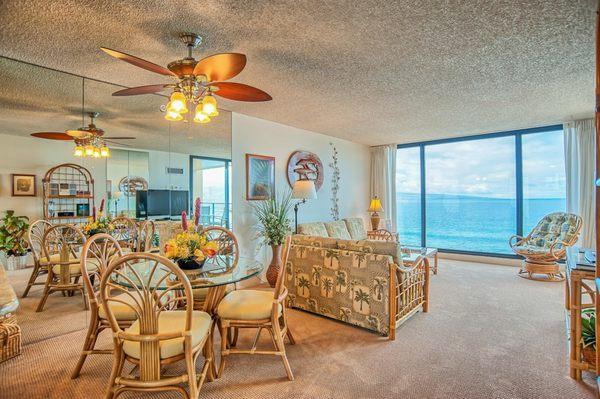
[31,112,134,158]
[101,32,272,124]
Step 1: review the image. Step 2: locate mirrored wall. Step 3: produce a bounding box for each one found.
[0,56,232,227]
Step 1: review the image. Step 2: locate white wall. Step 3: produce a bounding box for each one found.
[0,133,106,221]
[231,113,371,264]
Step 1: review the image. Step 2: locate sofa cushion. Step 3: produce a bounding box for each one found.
[343,218,368,240]
[291,234,338,249]
[338,239,403,265]
[297,222,328,237]
[324,220,352,240]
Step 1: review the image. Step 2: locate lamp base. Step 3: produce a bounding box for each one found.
[370,214,381,230]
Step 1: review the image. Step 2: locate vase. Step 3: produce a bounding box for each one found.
[266,244,282,288]
[177,258,205,270]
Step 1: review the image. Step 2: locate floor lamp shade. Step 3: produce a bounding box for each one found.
[292,179,317,200]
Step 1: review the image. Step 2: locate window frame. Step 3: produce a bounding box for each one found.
[396,124,564,258]
[189,155,232,229]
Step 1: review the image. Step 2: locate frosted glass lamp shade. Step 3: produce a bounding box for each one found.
[292,179,317,200]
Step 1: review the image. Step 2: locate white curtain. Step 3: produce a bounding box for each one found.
[564,119,596,248]
[370,145,397,231]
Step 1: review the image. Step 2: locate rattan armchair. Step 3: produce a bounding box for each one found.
[510,212,583,281]
[112,217,138,252]
[100,252,214,399]
[216,235,295,380]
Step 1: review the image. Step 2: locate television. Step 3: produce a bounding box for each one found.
[136,189,189,218]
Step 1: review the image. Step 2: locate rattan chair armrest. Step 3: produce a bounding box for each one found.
[508,235,526,249]
[275,286,289,304]
[396,254,426,274]
[549,240,569,260]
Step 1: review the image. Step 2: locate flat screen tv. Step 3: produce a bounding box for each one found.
[136,189,188,218]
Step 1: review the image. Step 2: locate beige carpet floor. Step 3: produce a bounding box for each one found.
[0,259,596,399]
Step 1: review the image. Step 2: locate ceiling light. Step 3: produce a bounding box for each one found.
[169,92,188,114]
[73,146,84,157]
[92,148,101,158]
[100,146,110,157]
[201,95,218,116]
[165,109,184,121]
[84,145,94,156]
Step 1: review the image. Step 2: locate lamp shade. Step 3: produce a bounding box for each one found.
[368,196,383,212]
[292,179,317,200]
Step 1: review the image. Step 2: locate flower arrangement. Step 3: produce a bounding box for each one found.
[82,199,115,237]
[164,208,218,269]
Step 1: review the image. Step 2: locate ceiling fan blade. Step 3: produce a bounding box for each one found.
[31,132,73,141]
[103,136,136,140]
[193,53,246,82]
[101,47,176,77]
[211,82,272,102]
[66,129,88,138]
[112,84,169,96]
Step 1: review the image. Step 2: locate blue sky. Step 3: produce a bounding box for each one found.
[396,130,565,199]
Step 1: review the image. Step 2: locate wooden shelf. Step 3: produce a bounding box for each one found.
[47,195,93,199]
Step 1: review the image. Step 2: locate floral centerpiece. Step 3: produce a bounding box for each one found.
[82,199,115,237]
[164,210,218,270]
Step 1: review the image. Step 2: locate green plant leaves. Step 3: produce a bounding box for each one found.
[0,210,29,256]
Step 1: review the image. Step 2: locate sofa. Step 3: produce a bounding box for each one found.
[287,218,429,340]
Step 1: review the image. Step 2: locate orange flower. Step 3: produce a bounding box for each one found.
[202,241,219,258]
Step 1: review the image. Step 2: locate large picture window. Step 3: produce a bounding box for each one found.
[395,125,566,256]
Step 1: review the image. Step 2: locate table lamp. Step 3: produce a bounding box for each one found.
[368,196,383,230]
[292,179,317,233]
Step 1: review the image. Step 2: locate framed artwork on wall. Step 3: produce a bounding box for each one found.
[11,174,36,197]
[246,154,275,200]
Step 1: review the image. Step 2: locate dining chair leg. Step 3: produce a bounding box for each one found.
[271,325,294,381]
[72,315,100,378]
[217,320,228,378]
[286,327,296,345]
[185,343,199,399]
[22,263,41,298]
[105,348,124,399]
[36,272,54,312]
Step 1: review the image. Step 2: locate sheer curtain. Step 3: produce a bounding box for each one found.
[564,119,596,248]
[370,145,397,231]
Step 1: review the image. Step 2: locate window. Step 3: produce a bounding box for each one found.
[522,130,566,233]
[395,125,566,256]
[396,146,421,246]
[190,157,231,228]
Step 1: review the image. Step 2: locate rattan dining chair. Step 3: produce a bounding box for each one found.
[100,252,214,399]
[36,224,88,312]
[216,235,295,380]
[192,226,240,312]
[72,233,138,378]
[136,219,156,252]
[22,219,52,298]
[112,217,138,252]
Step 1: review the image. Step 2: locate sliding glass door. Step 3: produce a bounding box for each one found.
[190,156,231,228]
[395,125,566,256]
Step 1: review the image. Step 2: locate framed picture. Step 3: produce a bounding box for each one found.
[11,174,36,197]
[246,154,275,200]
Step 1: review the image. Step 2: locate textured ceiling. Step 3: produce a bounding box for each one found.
[0,0,596,145]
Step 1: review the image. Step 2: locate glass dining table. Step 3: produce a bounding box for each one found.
[110,255,263,314]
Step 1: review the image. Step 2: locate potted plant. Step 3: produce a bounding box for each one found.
[251,191,293,287]
[0,210,30,271]
[582,308,596,366]
[164,212,218,270]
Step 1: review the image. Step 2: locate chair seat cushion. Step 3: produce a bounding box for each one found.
[99,292,139,321]
[513,244,548,255]
[51,260,100,275]
[217,290,281,321]
[122,310,211,359]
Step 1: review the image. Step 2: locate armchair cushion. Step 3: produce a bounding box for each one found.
[343,218,368,240]
[298,222,328,237]
[527,212,582,249]
[324,221,352,240]
[291,234,338,249]
[338,239,403,265]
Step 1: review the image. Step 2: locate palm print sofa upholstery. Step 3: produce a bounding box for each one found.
[509,212,582,281]
[288,218,429,340]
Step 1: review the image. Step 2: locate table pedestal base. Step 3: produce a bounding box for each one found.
[518,260,564,282]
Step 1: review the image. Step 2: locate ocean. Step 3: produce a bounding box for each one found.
[396,193,566,254]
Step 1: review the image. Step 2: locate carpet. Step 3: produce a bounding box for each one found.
[0,259,595,398]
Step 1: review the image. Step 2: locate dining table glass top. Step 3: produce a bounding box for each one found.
[110,255,263,290]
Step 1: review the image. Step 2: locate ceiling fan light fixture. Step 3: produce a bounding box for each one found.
[73,145,84,157]
[100,146,110,157]
[92,148,101,158]
[169,92,188,114]
[84,145,95,156]
[165,109,183,121]
[201,95,217,116]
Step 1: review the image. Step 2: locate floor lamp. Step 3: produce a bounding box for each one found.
[292,179,317,233]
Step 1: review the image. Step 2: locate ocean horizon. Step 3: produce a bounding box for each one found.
[396,192,566,254]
